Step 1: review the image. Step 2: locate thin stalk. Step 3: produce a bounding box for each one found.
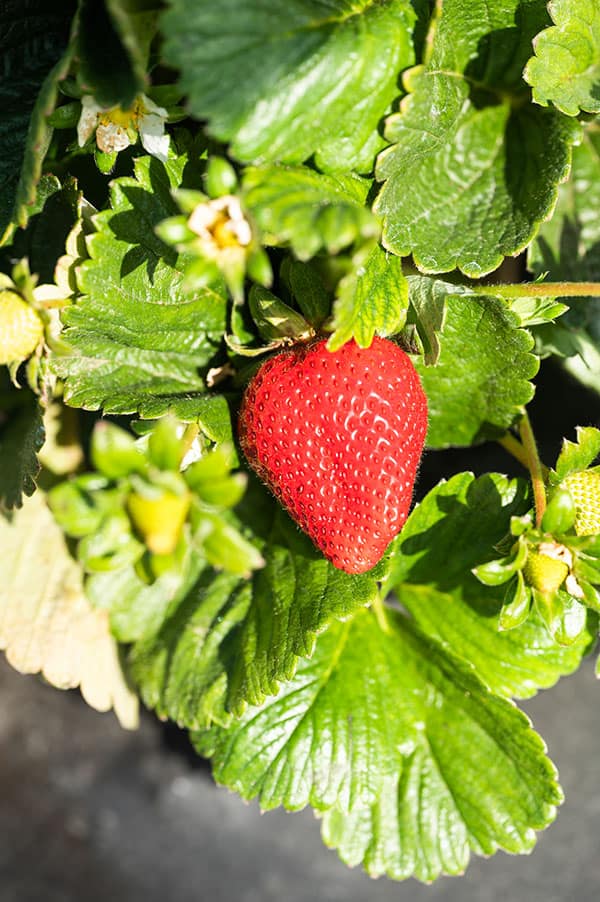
[483,282,600,299]
[498,432,549,479]
[371,592,391,635]
[519,413,546,527]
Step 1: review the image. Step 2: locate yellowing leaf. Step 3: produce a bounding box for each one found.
[0,492,138,729]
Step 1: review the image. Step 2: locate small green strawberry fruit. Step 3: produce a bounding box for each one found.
[0,290,44,365]
[127,489,191,555]
[561,471,600,535]
[523,544,569,594]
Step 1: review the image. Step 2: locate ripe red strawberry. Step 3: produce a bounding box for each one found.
[238,337,428,574]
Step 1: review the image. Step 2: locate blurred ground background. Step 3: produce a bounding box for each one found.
[1,360,599,902]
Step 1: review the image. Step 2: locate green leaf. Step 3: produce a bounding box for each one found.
[53,155,228,418]
[406,274,453,366]
[328,243,408,351]
[0,492,139,729]
[243,165,379,261]
[374,0,578,276]
[525,0,600,116]
[554,426,600,479]
[528,127,600,391]
[87,547,204,642]
[499,572,532,630]
[385,473,591,698]
[130,491,378,727]
[77,0,140,109]
[0,0,77,240]
[105,0,161,96]
[196,608,562,882]
[162,0,416,172]
[412,290,538,448]
[0,388,45,511]
[281,260,330,328]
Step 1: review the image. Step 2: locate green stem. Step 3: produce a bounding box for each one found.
[482,282,600,299]
[498,432,549,479]
[371,592,391,634]
[519,413,546,527]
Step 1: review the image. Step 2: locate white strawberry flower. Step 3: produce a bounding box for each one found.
[187,195,252,257]
[77,94,170,162]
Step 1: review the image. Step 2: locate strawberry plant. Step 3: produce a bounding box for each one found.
[3,0,600,885]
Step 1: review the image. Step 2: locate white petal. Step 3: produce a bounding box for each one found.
[139,113,170,163]
[77,95,103,147]
[96,123,132,154]
[139,94,169,118]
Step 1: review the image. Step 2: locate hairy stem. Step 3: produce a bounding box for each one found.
[498,432,549,479]
[519,413,546,527]
[485,282,600,299]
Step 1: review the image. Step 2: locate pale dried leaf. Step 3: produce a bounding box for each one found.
[0,492,138,729]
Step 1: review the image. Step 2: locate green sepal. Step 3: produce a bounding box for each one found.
[553,427,600,481]
[498,571,532,631]
[172,188,208,215]
[280,259,330,328]
[577,579,600,613]
[533,589,588,646]
[47,479,106,538]
[91,422,147,479]
[155,215,196,245]
[472,539,527,586]
[572,552,600,585]
[94,149,118,175]
[47,101,81,128]
[181,256,222,292]
[78,512,145,573]
[542,487,577,534]
[201,513,265,576]
[205,156,238,198]
[246,246,273,288]
[510,513,535,537]
[248,286,312,342]
[147,417,185,471]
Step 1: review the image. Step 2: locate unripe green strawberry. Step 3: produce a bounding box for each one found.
[0,290,44,365]
[561,471,600,535]
[523,548,569,594]
[238,337,428,574]
[127,490,191,555]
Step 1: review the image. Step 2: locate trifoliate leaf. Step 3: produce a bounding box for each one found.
[162,0,416,172]
[0,0,77,240]
[242,165,378,261]
[53,155,228,419]
[327,243,408,351]
[374,0,578,276]
[528,127,600,392]
[412,291,538,447]
[0,492,138,729]
[525,0,600,117]
[196,609,562,883]
[385,473,591,698]
[0,387,44,511]
[130,491,378,727]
